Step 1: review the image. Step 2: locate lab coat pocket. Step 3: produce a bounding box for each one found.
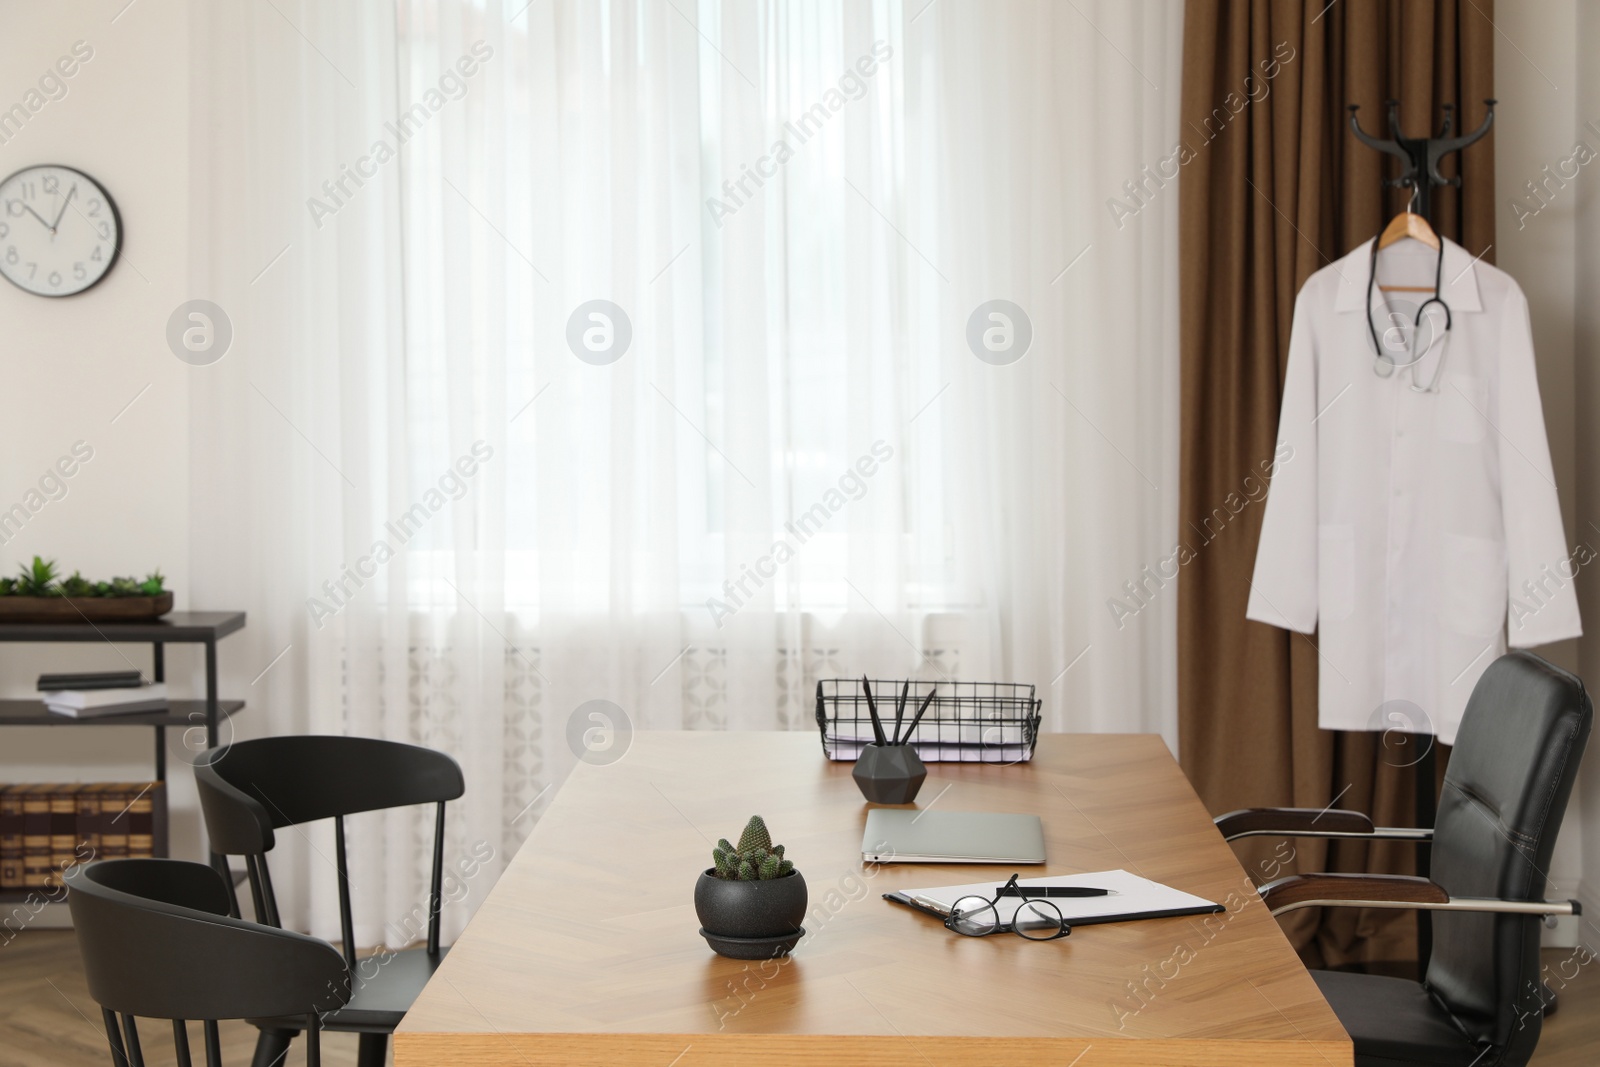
[1437,376,1488,444]
[1441,533,1507,636]
[1318,526,1356,624]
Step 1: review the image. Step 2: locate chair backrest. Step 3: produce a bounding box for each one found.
[66,859,348,1067]
[1426,651,1592,1059]
[194,736,464,852]
[193,736,465,962]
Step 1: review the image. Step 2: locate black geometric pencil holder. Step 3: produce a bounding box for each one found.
[852,743,927,804]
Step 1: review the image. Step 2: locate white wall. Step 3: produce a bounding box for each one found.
[1496,1,1578,635]
[1574,1,1600,951]
[0,1,199,917]
[1497,0,1600,949]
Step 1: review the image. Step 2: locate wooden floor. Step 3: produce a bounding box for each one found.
[0,931,365,1066]
[1,930,1595,1065]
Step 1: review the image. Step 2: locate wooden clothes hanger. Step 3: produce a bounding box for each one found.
[1376,183,1441,292]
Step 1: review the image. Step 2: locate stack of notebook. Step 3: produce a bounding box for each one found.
[38,671,168,718]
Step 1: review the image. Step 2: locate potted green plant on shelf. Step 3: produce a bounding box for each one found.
[0,556,173,623]
[694,815,808,959]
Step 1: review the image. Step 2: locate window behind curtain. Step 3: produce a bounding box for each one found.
[393,0,956,618]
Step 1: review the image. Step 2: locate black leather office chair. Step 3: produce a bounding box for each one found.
[66,858,348,1067]
[1216,651,1590,1067]
[194,736,465,1067]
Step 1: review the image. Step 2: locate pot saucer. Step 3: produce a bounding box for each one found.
[698,926,805,960]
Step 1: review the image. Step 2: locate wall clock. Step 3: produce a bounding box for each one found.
[0,164,121,297]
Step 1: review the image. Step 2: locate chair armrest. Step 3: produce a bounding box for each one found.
[1215,807,1374,840]
[1260,873,1582,919]
[1260,873,1446,913]
[1214,807,1433,843]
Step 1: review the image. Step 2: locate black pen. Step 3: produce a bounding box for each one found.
[995,886,1112,898]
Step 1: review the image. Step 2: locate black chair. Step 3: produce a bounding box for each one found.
[66,858,348,1067]
[194,736,465,1067]
[1216,651,1591,1067]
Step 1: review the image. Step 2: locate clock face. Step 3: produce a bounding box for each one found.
[0,165,121,297]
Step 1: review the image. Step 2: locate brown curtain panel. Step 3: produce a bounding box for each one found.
[1177,0,1495,971]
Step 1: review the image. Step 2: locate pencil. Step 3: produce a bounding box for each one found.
[862,675,888,747]
[893,681,909,745]
[900,686,936,746]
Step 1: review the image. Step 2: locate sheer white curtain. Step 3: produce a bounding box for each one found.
[187,0,1182,945]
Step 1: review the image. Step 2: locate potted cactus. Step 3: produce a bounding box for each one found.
[694,816,807,959]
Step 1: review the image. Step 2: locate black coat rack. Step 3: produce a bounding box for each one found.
[1346,97,1495,973]
[1348,98,1496,219]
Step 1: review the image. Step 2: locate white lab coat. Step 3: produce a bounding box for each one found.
[1247,236,1579,745]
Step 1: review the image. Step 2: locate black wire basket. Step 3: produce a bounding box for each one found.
[815,679,1042,763]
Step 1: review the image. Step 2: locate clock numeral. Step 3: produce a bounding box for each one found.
[5,200,21,218]
[87,198,101,217]
[74,262,85,281]
[0,222,7,239]
[18,181,35,200]
[42,175,59,196]
[26,263,35,280]
[4,247,15,265]
[47,271,61,288]
[96,221,110,239]
[91,246,103,262]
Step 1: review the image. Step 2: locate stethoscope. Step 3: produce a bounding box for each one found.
[1365,231,1452,393]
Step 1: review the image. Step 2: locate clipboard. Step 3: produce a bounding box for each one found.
[884,869,1225,927]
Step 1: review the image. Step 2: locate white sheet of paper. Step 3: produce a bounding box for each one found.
[824,738,1035,762]
[826,722,1031,744]
[899,868,1220,924]
[823,721,1033,762]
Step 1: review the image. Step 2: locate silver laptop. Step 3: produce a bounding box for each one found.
[862,809,1045,864]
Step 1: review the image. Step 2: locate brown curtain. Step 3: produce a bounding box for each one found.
[1177,0,1495,971]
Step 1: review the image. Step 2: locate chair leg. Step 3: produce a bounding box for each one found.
[356,1032,389,1067]
[251,1028,297,1067]
[101,1008,130,1067]
[305,1014,321,1067]
[173,1020,195,1067]
[122,1015,146,1067]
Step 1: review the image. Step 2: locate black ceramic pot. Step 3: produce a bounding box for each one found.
[852,742,927,804]
[694,868,808,959]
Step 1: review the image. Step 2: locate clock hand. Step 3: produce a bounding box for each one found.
[48,186,77,232]
[12,202,53,230]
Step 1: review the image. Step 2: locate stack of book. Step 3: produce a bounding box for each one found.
[0,782,162,890]
[38,670,169,718]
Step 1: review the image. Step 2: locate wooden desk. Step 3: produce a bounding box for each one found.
[396,733,1350,1066]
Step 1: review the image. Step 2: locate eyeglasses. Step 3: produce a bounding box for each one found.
[944,874,1071,941]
